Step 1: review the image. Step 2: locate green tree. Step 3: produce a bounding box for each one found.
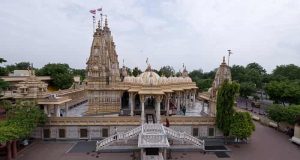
[0,67,9,76]
[189,69,203,81]
[272,64,300,81]
[158,66,175,77]
[231,65,247,83]
[196,79,213,92]
[72,69,86,81]
[0,58,7,63]
[132,67,142,77]
[0,79,9,93]
[5,62,31,73]
[0,100,46,143]
[230,112,255,140]
[246,62,266,75]
[126,67,133,76]
[37,63,74,89]
[189,69,215,92]
[0,58,9,93]
[267,104,300,125]
[265,81,300,105]
[216,80,240,136]
[239,82,256,98]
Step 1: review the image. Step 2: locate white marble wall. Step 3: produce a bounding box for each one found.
[50,127,57,138]
[170,126,192,135]
[67,126,79,139]
[198,126,208,137]
[31,125,222,139]
[109,126,136,134]
[90,126,101,138]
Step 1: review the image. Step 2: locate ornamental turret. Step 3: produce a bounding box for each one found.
[210,56,232,98]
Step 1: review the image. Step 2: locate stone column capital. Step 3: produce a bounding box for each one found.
[155,95,163,103]
[129,92,134,97]
[140,95,146,103]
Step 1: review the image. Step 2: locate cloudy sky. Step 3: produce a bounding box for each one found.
[0,0,300,73]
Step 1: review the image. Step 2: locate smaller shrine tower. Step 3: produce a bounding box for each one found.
[209,56,232,115]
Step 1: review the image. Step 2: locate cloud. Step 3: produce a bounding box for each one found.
[0,0,299,73]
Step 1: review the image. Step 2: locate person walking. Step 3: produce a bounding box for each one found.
[182,106,186,115]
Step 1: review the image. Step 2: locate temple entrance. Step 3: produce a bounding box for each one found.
[134,94,141,115]
[145,97,155,109]
[121,91,129,109]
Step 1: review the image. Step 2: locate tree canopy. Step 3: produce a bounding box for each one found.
[216,80,240,136]
[0,101,46,143]
[189,69,216,91]
[265,81,300,105]
[158,66,175,77]
[239,82,256,98]
[230,112,255,140]
[37,63,74,90]
[272,64,300,81]
[267,104,300,125]
[0,58,9,92]
[132,67,142,77]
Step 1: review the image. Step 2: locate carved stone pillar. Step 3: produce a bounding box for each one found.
[129,92,134,116]
[189,91,192,107]
[156,95,163,123]
[185,91,189,107]
[192,89,196,106]
[140,95,145,124]
[56,105,60,117]
[44,105,48,115]
[176,92,181,112]
[64,102,69,117]
[166,93,170,116]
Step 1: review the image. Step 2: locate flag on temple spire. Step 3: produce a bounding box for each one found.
[89,9,96,14]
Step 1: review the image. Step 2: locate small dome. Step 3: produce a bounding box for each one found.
[124,76,134,83]
[159,76,168,85]
[138,71,160,85]
[183,77,192,83]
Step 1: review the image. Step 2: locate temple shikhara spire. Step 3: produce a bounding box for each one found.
[86,15,122,114]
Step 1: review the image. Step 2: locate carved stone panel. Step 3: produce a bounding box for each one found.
[66,126,79,139]
[50,127,57,138]
[199,126,208,137]
[90,126,101,138]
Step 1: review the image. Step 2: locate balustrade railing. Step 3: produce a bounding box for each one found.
[96,125,142,151]
[164,127,205,149]
[96,123,205,151]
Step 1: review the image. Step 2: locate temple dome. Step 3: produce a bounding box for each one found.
[159,76,168,85]
[124,76,134,83]
[138,71,160,85]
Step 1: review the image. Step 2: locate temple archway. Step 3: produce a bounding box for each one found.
[121,91,129,109]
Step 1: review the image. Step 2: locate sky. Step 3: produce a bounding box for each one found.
[0,0,300,73]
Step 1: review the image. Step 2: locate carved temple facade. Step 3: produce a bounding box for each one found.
[85,18,198,124]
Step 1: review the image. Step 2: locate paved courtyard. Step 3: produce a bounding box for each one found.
[15,122,300,160]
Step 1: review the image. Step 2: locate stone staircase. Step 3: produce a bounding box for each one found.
[96,124,205,151]
[164,127,205,149]
[96,125,142,151]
